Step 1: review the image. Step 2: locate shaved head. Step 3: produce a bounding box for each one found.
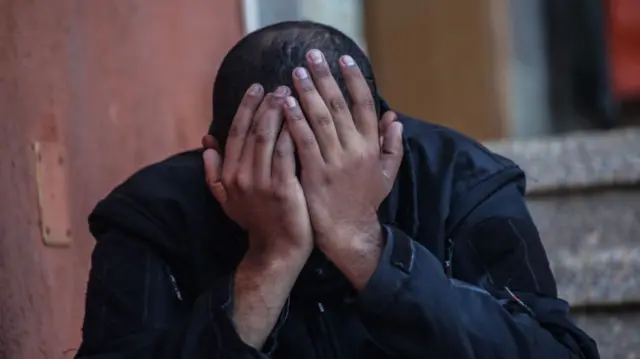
[209,21,378,151]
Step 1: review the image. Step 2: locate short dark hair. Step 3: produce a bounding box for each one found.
[209,20,378,150]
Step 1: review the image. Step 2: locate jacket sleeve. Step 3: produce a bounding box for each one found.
[355,181,600,359]
[75,230,286,359]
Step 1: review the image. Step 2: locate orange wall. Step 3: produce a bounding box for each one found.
[0,0,242,357]
[365,0,511,140]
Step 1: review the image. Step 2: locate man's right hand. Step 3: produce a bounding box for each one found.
[203,84,313,259]
[202,84,312,350]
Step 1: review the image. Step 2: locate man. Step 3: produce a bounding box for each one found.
[76,21,599,358]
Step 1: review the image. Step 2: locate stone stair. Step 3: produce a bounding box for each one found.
[486,128,640,359]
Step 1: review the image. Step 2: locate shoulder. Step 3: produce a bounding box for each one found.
[399,113,516,172]
[113,149,209,202]
[88,150,221,254]
[398,113,524,197]
[88,150,240,300]
[394,114,527,234]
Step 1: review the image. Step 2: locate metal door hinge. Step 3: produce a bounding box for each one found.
[33,141,73,247]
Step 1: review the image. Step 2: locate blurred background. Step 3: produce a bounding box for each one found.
[0,0,638,358]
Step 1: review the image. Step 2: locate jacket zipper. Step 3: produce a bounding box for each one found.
[444,237,455,278]
[315,302,337,359]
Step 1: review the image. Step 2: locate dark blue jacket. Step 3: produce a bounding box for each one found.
[76,105,599,358]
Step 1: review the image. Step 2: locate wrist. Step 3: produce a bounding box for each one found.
[317,220,384,255]
[244,235,312,270]
[318,221,385,291]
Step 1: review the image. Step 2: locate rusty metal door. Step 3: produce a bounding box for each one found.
[607,0,640,99]
[0,0,242,357]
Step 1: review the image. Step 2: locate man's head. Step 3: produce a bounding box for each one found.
[209,21,379,150]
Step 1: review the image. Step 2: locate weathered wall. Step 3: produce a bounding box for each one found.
[0,0,242,357]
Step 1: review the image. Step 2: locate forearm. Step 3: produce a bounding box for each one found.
[232,244,311,349]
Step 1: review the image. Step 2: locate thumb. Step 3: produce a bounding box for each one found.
[380,114,403,185]
[203,148,227,203]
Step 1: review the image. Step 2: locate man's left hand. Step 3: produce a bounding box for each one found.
[282,49,404,278]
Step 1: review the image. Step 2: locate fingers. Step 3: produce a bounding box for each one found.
[339,55,378,139]
[249,86,290,185]
[223,84,264,176]
[379,111,396,135]
[292,66,340,163]
[380,113,403,186]
[283,96,324,169]
[201,134,218,150]
[203,148,227,203]
[379,111,395,148]
[305,49,357,147]
[271,124,296,183]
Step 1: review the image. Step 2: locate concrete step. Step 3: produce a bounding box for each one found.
[486,128,640,357]
[487,128,640,196]
[486,128,640,307]
[574,312,640,359]
[529,190,640,307]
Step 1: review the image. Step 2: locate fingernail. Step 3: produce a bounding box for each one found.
[341,55,356,67]
[248,83,262,95]
[295,67,308,79]
[275,86,289,95]
[285,96,297,108]
[307,49,323,64]
[271,95,285,106]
